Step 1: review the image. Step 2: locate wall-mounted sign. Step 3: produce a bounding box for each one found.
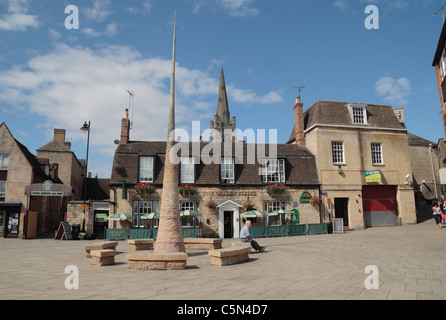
[365,170,381,183]
[290,210,299,223]
[299,191,312,203]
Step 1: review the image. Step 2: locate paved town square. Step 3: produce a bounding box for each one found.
[0,219,445,301]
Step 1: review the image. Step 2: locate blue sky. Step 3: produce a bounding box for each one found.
[0,0,444,178]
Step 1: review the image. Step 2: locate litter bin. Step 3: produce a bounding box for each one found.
[71,224,81,240]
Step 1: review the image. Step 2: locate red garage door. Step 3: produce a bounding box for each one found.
[362,186,398,228]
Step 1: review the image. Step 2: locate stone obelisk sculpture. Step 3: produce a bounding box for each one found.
[154,12,186,254]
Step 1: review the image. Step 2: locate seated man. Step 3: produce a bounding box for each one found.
[240,220,266,252]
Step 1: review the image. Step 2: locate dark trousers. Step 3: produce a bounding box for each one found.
[243,239,261,251]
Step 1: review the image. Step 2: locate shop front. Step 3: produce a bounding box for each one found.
[0,203,22,238]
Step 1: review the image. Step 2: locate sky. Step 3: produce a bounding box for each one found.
[0,0,445,178]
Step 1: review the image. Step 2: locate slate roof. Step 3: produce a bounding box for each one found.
[287,101,407,144]
[110,141,319,186]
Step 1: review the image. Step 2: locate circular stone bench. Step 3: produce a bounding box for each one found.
[184,238,223,250]
[127,239,154,250]
[126,252,188,270]
[85,241,118,258]
[208,247,251,266]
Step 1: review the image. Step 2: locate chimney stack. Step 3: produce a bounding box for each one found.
[54,128,71,148]
[120,108,130,144]
[293,97,305,147]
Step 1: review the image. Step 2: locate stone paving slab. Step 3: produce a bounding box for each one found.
[0,219,445,301]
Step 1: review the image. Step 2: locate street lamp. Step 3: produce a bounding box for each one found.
[80,121,90,232]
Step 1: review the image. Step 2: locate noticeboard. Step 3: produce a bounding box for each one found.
[55,221,73,240]
[333,218,344,234]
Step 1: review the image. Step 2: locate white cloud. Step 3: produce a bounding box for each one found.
[193,0,259,17]
[126,0,153,15]
[0,0,39,31]
[334,0,348,11]
[84,0,113,22]
[82,23,119,38]
[0,43,281,175]
[375,76,411,106]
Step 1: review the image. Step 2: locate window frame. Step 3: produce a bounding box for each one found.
[0,181,6,198]
[264,200,287,226]
[179,201,200,228]
[139,156,155,183]
[347,104,368,125]
[260,158,286,184]
[180,157,196,184]
[331,141,345,165]
[220,157,235,184]
[0,154,9,170]
[371,142,384,165]
[132,200,159,228]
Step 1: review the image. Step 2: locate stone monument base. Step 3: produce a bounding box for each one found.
[126,251,188,270]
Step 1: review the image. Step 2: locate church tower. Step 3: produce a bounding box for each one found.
[210,66,236,142]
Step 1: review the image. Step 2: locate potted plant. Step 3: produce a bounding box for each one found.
[179,184,196,196]
[243,199,256,210]
[310,195,321,206]
[266,183,286,195]
[206,200,217,210]
[135,183,155,195]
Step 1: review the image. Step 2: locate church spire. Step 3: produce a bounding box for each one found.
[210,65,236,142]
[216,65,230,124]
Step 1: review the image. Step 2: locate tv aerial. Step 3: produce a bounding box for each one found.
[433,4,446,22]
[292,86,305,99]
[127,90,134,129]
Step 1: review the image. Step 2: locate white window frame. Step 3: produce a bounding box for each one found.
[220,157,235,184]
[0,181,6,197]
[261,159,285,183]
[180,157,195,184]
[133,200,158,228]
[441,49,446,79]
[179,201,200,228]
[264,200,287,225]
[371,143,384,165]
[0,154,9,170]
[139,156,154,183]
[331,141,345,165]
[347,104,368,124]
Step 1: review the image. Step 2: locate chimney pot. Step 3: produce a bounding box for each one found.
[293,98,305,147]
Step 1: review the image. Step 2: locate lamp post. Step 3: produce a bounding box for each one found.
[80,121,90,232]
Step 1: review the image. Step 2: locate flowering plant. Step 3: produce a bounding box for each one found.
[310,195,321,206]
[243,199,255,210]
[135,183,155,194]
[179,184,196,195]
[206,200,216,209]
[266,183,286,195]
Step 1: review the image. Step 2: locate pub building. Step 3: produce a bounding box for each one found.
[108,67,322,239]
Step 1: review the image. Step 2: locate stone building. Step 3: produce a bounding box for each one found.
[0,122,70,238]
[287,99,417,229]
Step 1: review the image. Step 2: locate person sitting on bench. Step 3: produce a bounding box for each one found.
[240,220,266,252]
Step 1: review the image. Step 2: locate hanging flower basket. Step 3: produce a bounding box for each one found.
[310,195,321,206]
[135,183,155,195]
[243,199,256,211]
[206,200,217,210]
[266,183,286,195]
[179,184,196,195]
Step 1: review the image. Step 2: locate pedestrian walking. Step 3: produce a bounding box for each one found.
[432,203,443,228]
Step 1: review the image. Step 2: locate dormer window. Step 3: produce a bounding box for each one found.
[139,156,155,183]
[260,158,285,183]
[180,157,196,184]
[347,104,367,124]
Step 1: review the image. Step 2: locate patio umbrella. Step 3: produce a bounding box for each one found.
[107,213,134,221]
[268,209,293,216]
[141,212,160,220]
[241,210,266,218]
[180,210,201,217]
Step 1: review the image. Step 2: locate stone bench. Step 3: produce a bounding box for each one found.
[232,242,252,251]
[208,247,251,266]
[90,249,117,266]
[85,241,118,258]
[128,239,154,251]
[126,252,188,270]
[184,238,223,250]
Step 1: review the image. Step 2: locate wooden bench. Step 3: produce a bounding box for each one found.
[208,247,251,266]
[90,249,117,266]
[127,239,154,251]
[85,241,118,258]
[126,252,188,270]
[184,238,223,250]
